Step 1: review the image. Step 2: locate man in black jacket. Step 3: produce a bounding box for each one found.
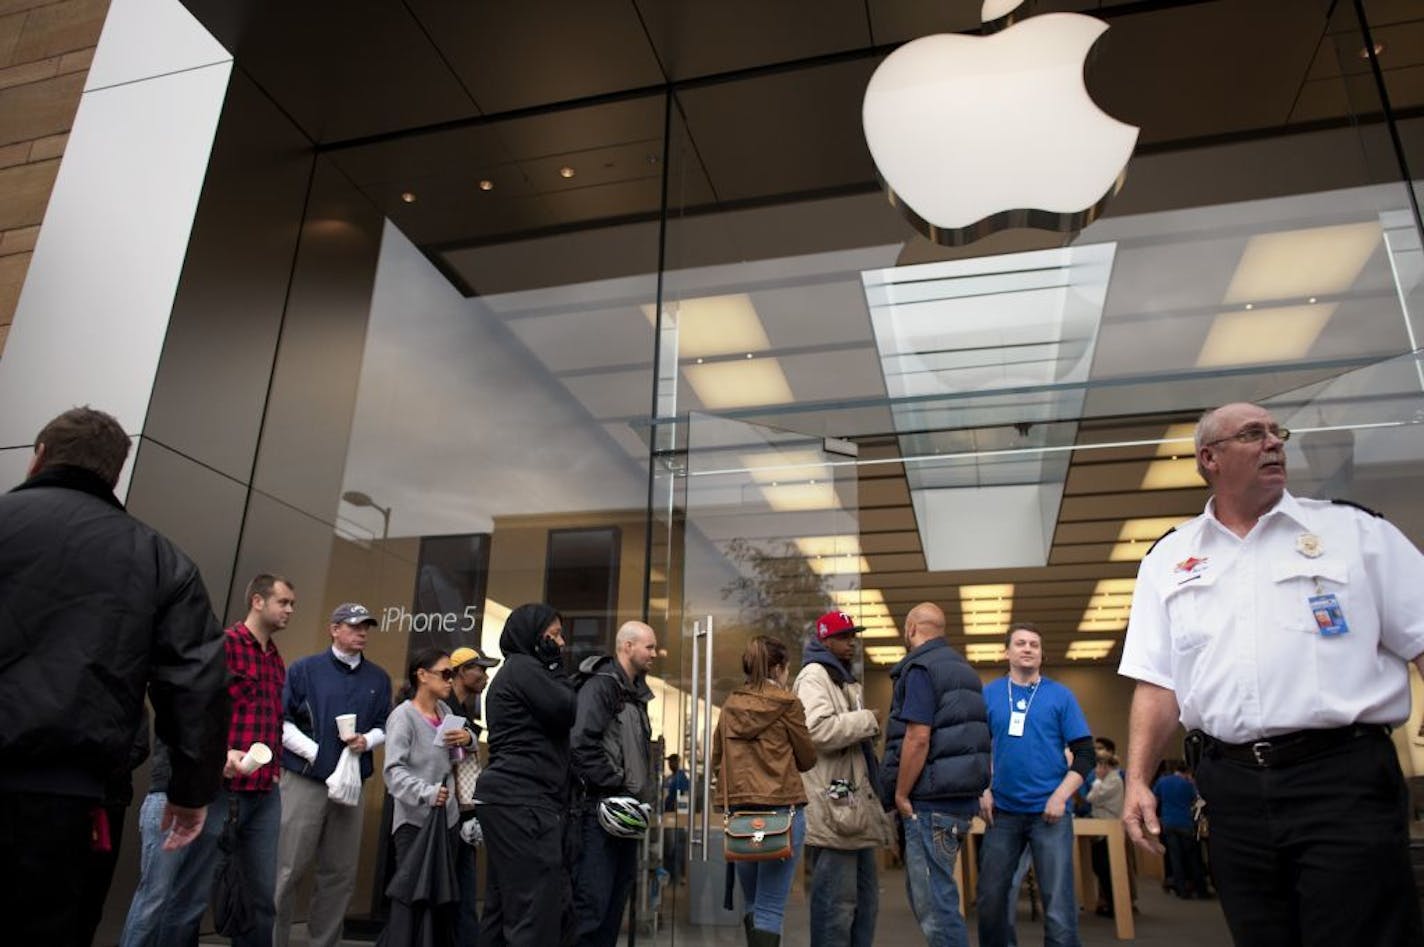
[570,621,658,947]
[0,406,229,946]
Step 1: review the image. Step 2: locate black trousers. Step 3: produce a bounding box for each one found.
[0,792,95,947]
[1196,728,1424,947]
[477,803,567,947]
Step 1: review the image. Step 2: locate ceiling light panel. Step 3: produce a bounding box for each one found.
[1223,222,1380,305]
[641,293,770,359]
[1141,457,1203,490]
[965,644,1007,663]
[798,536,862,558]
[684,358,795,410]
[1154,423,1198,458]
[1078,616,1129,632]
[807,555,871,576]
[1118,517,1189,541]
[1066,639,1118,660]
[1196,304,1337,368]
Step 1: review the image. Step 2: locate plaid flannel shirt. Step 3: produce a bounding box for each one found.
[225,622,286,792]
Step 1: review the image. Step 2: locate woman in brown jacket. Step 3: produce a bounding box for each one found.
[712,635,817,947]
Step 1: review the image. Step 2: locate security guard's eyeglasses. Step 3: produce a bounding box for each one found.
[1203,425,1290,448]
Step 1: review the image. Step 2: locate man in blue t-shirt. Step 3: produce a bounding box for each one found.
[1153,763,1209,899]
[977,622,1094,947]
[880,602,991,947]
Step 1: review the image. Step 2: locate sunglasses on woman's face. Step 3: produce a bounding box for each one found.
[424,668,455,681]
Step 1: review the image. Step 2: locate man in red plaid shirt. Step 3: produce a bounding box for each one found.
[121,574,295,947]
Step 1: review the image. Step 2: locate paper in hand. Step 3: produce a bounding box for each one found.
[435,714,467,746]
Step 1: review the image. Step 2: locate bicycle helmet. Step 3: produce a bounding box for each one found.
[597,796,651,838]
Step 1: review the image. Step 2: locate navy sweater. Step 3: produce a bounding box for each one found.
[281,649,391,782]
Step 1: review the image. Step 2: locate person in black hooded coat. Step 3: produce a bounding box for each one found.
[475,602,578,947]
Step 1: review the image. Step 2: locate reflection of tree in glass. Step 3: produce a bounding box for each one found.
[720,538,834,662]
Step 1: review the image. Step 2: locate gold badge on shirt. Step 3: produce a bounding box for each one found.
[1296,532,1323,558]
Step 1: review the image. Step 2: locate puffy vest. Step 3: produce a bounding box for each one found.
[879,638,992,807]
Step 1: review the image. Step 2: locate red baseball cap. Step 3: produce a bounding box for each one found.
[815,610,864,640]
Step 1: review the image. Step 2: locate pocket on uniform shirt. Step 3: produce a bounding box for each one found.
[1270,556,1349,635]
[1162,577,1218,654]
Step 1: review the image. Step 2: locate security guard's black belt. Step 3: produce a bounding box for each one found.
[1202,724,1388,768]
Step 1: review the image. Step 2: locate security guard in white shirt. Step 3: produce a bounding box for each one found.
[1120,402,1424,947]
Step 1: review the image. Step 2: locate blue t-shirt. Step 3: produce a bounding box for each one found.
[894,666,979,816]
[664,769,690,812]
[983,676,1091,814]
[1153,773,1197,829]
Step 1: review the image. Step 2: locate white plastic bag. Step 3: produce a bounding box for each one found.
[325,747,361,807]
[459,816,483,847]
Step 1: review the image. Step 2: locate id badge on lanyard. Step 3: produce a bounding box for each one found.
[1007,681,1038,738]
[1008,711,1027,737]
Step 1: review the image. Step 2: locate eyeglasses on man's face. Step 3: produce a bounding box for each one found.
[1203,424,1290,448]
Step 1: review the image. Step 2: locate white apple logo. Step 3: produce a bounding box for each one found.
[862,0,1138,246]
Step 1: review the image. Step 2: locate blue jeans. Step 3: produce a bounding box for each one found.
[734,806,806,934]
[977,811,1080,947]
[902,809,972,947]
[121,787,281,947]
[571,807,640,947]
[807,845,878,947]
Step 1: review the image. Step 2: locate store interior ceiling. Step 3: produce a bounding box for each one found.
[187,0,1424,666]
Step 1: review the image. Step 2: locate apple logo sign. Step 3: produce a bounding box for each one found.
[862,0,1138,247]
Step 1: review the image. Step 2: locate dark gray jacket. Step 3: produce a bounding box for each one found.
[570,655,655,803]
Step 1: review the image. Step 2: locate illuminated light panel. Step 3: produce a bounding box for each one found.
[684,358,794,410]
[641,293,770,359]
[1196,304,1337,368]
[1223,221,1380,305]
[758,482,839,512]
[865,645,908,665]
[862,628,902,639]
[1078,616,1128,632]
[1066,639,1118,660]
[960,583,1013,636]
[807,555,871,576]
[1111,516,1188,561]
[1141,457,1202,490]
[965,644,1007,663]
[1154,423,1198,458]
[798,536,862,559]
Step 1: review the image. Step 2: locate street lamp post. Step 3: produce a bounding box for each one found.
[341,490,390,542]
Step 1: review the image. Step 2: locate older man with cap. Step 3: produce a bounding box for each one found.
[793,610,888,947]
[1121,402,1424,946]
[273,603,393,947]
[449,644,500,947]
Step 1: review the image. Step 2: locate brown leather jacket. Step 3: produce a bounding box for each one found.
[712,683,817,808]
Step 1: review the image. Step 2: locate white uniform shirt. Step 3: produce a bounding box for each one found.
[1119,490,1424,744]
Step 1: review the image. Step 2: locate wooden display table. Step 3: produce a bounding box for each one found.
[954,816,1134,940]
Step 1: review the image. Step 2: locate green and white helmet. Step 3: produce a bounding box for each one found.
[597,796,651,838]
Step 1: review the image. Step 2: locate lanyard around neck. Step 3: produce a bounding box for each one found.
[1009,678,1040,719]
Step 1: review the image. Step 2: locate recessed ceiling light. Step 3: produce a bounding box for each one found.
[559,166,576,179]
[478,179,494,191]
[1308,297,1317,304]
[400,192,416,203]
[1359,42,1385,60]
[1244,303,1253,310]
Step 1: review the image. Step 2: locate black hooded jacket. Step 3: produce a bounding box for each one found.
[476,602,578,811]
[0,465,229,806]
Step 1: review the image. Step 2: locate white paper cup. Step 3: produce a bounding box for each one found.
[336,714,357,740]
[237,742,272,775]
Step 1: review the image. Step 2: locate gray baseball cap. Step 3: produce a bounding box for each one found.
[330,602,377,626]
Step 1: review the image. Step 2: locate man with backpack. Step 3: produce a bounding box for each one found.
[569,621,659,947]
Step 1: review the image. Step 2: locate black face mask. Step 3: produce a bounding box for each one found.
[534,635,563,667]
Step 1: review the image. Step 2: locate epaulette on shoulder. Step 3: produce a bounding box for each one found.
[1331,498,1385,519]
[1144,526,1177,558]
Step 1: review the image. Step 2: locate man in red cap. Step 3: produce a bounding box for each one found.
[792,610,888,947]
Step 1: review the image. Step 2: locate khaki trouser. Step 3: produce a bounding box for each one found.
[272,769,365,947]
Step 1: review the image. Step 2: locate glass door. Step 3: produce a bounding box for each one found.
[648,411,860,941]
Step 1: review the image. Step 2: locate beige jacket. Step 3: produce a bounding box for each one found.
[792,662,892,849]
